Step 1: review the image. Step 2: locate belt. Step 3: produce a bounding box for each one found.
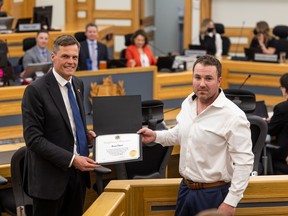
[183,178,229,190]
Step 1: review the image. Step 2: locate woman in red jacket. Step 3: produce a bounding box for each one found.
[126,29,157,67]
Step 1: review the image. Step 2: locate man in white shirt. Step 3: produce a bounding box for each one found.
[137,55,254,216]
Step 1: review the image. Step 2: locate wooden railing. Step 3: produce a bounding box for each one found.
[84,176,288,216]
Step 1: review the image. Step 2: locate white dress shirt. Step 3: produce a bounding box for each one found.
[53,70,78,166]
[155,90,254,207]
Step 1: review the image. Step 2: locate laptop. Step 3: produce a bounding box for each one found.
[244,47,262,61]
[24,62,52,78]
[14,17,32,32]
[0,17,14,33]
[107,59,126,68]
[157,56,175,72]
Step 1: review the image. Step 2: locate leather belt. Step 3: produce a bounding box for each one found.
[183,178,229,190]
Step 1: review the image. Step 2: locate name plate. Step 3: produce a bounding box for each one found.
[185,49,207,57]
[254,53,278,63]
[18,23,41,32]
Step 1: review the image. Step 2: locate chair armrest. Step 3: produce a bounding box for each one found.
[0,175,8,185]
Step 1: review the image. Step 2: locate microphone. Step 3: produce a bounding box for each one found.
[231,21,246,61]
[148,42,169,56]
[239,74,251,89]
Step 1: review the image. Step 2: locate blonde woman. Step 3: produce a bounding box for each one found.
[199,18,222,57]
[250,21,277,54]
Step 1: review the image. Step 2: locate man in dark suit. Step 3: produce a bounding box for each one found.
[268,73,288,168]
[78,22,109,71]
[21,34,100,216]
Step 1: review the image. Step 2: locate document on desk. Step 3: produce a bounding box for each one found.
[94,133,141,164]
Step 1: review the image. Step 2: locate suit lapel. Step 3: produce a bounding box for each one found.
[45,71,73,134]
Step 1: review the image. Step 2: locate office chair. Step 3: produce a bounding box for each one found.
[214,23,231,56]
[94,100,173,195]
[119,33,133,59]
[273,25,288,58]
[74,31,86,43]
[0,146,33,216]
[17,37,36,74]
[10,146,33,216]
[0,175,16,215]
[223,89,267,175]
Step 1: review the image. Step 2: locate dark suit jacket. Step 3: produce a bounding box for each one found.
[22,71,90,200]
[78,40,109,71]
[268,100,288,161]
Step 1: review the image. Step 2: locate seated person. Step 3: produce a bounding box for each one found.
[78,22,109,71]
[125,29,157,67]
[250,21,277,54]
[199,18,222,57]
[267,73,288,169]
[20,30,51,78]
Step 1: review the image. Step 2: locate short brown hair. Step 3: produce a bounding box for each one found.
[192,55,222,78]
[52,34,80,54]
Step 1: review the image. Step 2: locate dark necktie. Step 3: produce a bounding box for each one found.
[66,82,89,156]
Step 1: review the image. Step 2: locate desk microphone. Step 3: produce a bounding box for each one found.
[231,21,246,60]
[148,42,169,56]
[239,74,251,89]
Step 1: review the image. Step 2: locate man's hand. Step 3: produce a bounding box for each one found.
[137,128,156,144]
[73,155,100,171]
[218,202,235,216]
[87,130,96,147]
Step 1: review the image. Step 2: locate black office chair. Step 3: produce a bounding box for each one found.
[94,100,173,195]
[214,23,231,56]
[223,89,267,175]
[10,146,33,215]
[0,175,16,215]
[74,31,86,43]
[119,33,133,59]
[273,25,288,58]
[17,37,36,73]
[0,146,33,216]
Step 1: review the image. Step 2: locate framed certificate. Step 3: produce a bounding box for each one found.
[94,133,142,165]
[92,95,143,165]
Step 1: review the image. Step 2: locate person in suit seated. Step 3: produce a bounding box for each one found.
[21,34,100,216]
[78,22,109,71]
[125,29,157,67]
[20,30,52,79]
[250,21,277,54]
[267,73,288,170]
[199,18,222,57]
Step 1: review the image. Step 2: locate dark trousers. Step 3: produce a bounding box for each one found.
[174,180,230,216]
[33,168,86,216]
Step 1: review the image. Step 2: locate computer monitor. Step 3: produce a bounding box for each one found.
[0,17,14,30]
[33,5,53,30]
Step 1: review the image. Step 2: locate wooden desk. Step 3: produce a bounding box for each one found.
[0,25,114,58]
[155,60,288,108]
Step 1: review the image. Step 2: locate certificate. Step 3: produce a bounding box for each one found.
[94,133,142,164]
